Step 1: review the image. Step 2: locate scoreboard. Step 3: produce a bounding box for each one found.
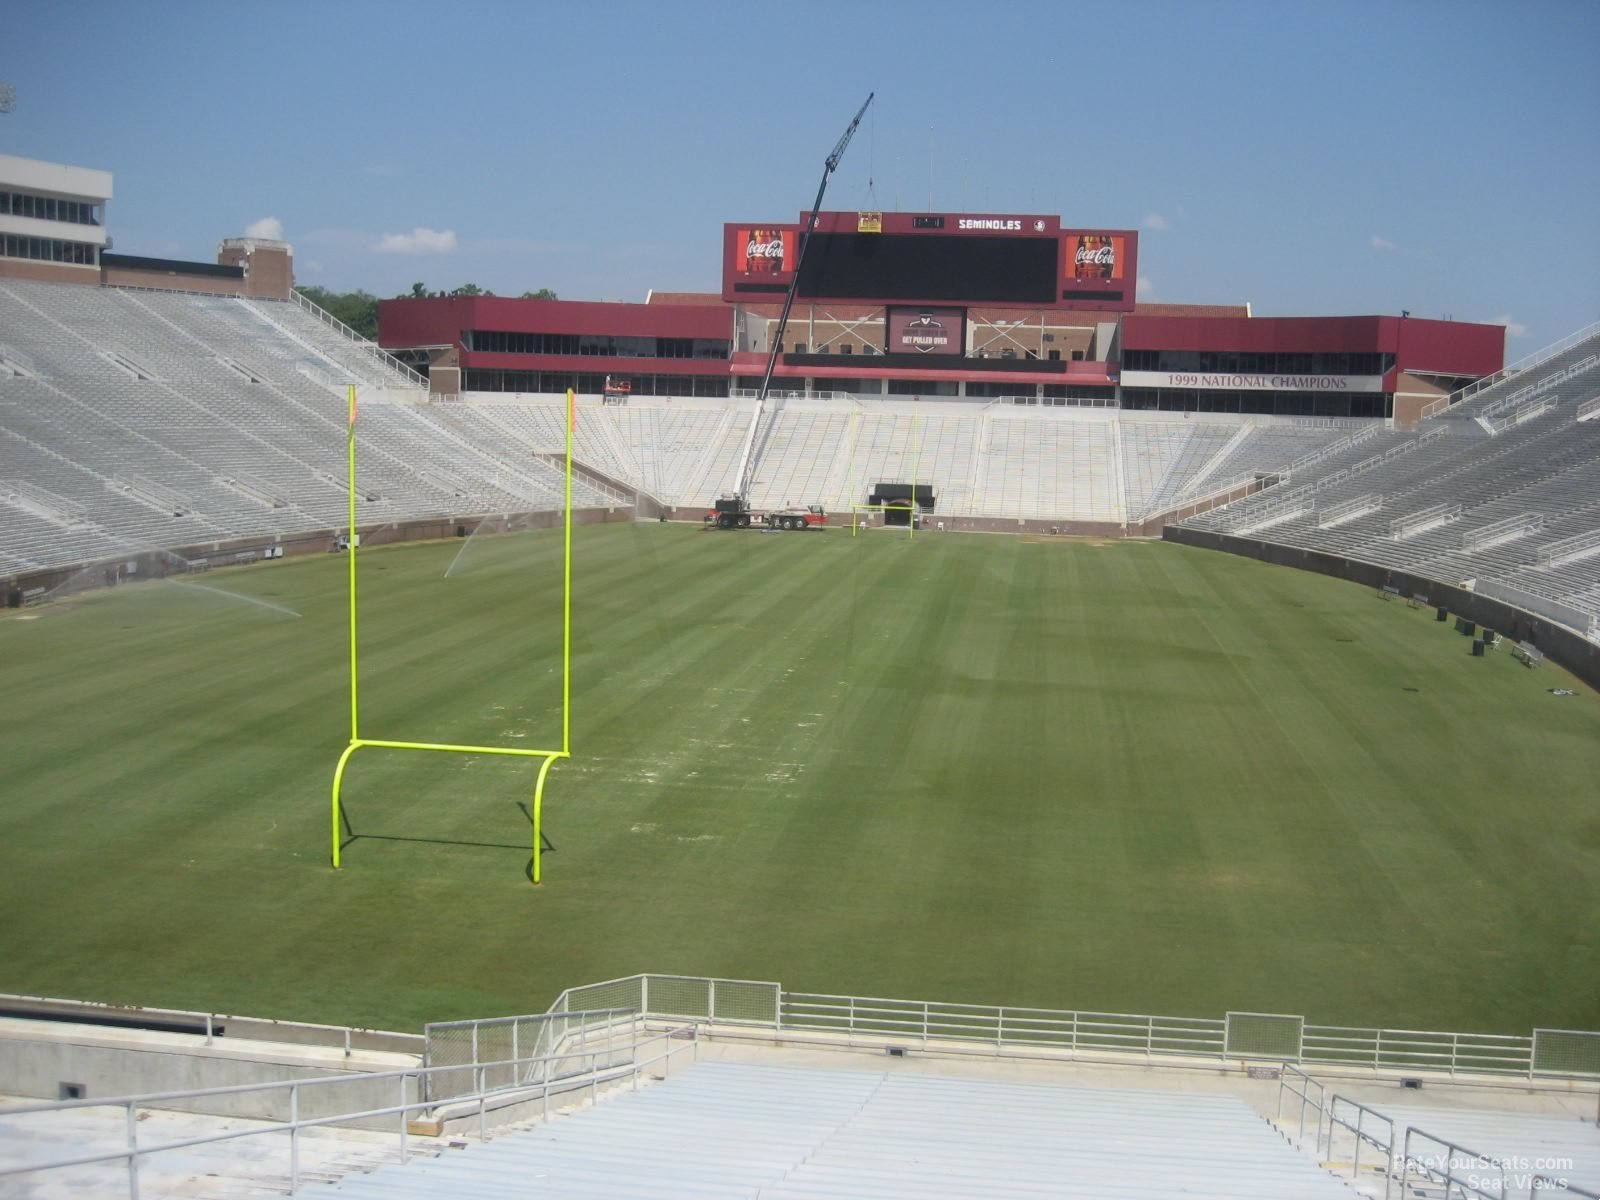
[723,212,1137,312]
[797,234,1057,304]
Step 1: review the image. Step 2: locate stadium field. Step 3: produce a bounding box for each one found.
[1,523,1596,1036]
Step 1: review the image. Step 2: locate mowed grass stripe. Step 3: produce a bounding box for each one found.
[0,525,1596,1034]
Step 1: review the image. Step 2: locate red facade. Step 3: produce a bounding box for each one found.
[1122,314,1505,388]
[379,295,733,378]
[374,213,1506,413]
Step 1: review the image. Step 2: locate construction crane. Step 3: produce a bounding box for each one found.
[727,92,874,505]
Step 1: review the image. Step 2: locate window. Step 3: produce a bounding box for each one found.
[887,378,959,397]
[463,331,726,359]
[0,190,102,225]
[1047,349,1060,361]
[1,234,96,264]
[839,344,853,355]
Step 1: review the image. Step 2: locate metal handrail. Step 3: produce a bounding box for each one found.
[0,990,423,1054]
[1275,1064,1327,1144]
[540,973,1599,1082]
[1323,1094,1394,1186]
[1396,1124,1531,1200]
[288,289,429,388]
[0,1015,699,1197]
[1422,319,1600,419]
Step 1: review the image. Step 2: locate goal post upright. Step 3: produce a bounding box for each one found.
[330,386,576,885]
[851,413,925,539]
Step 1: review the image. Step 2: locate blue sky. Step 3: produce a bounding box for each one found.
[4,0,1597,346]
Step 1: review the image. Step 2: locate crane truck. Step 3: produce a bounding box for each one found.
[702,92,873,535]
[704,496,827,531]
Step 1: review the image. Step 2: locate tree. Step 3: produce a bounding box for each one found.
[294,285,378,340]
[397,282,556,300]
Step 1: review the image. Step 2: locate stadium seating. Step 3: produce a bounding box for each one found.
[297,1061,1354,1199]
[1374,1103,1600,1197]
[0,280,614,571]
[1178,326,1600,626]
[11,274,1594,627]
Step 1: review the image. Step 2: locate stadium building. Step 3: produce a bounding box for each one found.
[378,208,1505,427]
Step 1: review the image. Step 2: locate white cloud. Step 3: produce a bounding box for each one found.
[1143,212,1171,232]
[375,227,458,255]
[1137,274,1157,299]
[1370,235,1397,252]
[244,216,283,240]
[1488,313,1529,338]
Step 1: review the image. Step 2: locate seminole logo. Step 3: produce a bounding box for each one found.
[901,313,949,353]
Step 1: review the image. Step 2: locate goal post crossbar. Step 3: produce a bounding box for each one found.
[330,386,576,885]
[847,413,925,539]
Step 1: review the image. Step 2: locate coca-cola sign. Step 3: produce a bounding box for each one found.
[1066,233,1125,281]
[736,227,796,275]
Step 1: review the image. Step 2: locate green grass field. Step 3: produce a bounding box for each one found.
[2,523,1597,1036]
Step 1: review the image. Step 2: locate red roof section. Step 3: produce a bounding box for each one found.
[1133,302,1251,318]
[645,291,728,306]
[378,295,731,349]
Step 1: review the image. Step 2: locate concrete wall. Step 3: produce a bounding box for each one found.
[1164,525,1600,691]
[0,258,100,285]
[100,261,244,295]
[3,506,639,597]
[0,1018,420,1123]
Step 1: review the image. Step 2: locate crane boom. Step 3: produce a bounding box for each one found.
[734,92,874,500]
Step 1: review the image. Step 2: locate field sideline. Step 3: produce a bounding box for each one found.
[1,523,1596,1035]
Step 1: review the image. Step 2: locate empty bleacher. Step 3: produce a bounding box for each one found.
[0,279,614,572]
[1178,325,1600,628]
[18,274,1591,615]
[299,1061,1354,1199]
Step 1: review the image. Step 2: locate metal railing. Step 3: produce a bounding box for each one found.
[1275,1069,1600,1200]
[1421,319,1600,419]
[778,992,1226,1061]
[287,289,429,389]
[1172,422,1386,515]
[1301,1024,1533,1076]
[0,991,423,1055]
[1275,1063,1327,1144]
[423,1007,638,1103]
[1397,1123,1600,1200]
[1324,1093,1395,1187]
[535,974,1600,1083]
[0,1014,699,1198]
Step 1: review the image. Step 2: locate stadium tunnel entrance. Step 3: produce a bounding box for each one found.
[869,483,936,527]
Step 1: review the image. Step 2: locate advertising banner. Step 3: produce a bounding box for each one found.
[887,306,965,355]
[1120,370,1385,393]
[1065,233,1128,282]
[735,227,797,275]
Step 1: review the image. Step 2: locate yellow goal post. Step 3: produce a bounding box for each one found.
[330,386,575,885]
